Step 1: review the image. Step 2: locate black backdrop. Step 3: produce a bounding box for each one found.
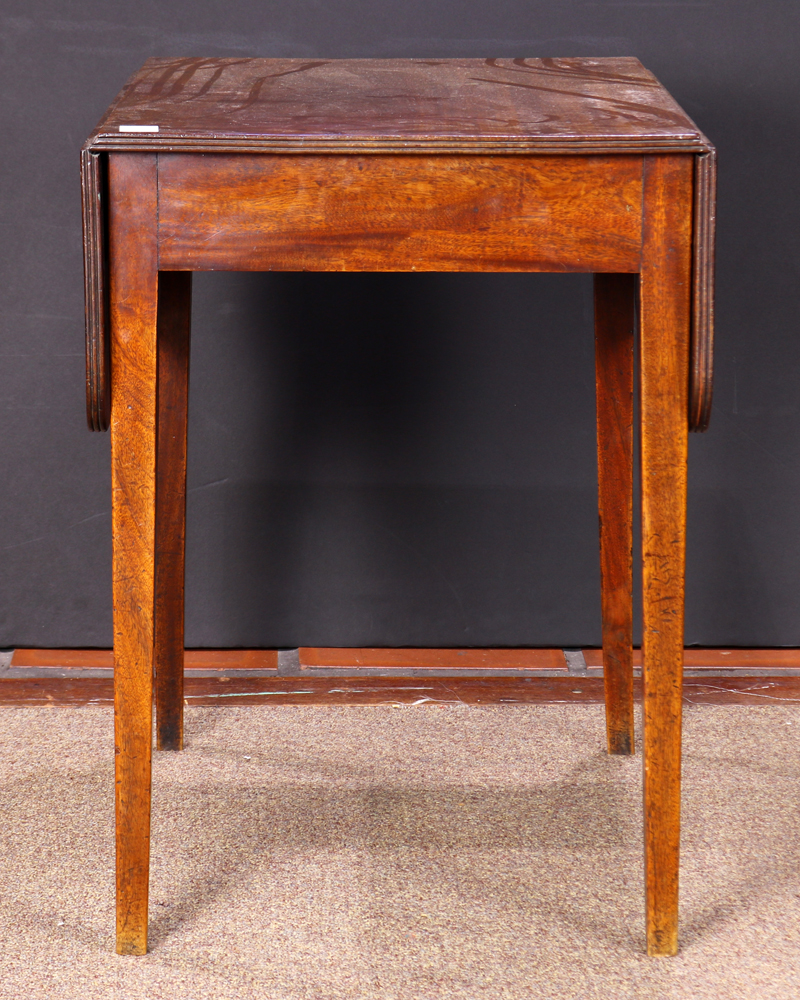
[1,2,799,648]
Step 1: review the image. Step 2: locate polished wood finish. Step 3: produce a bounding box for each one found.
[690,151,716,431]
[86,57,709,152]
[82,58,715,433]
[5,674,800,708]
[300,647,567,671]
[594,274,636,755]
[12,648,117,668]
[153,272,192,751]
[82,59,715,956]
[10,648,279,670]
[109,152,159,957]
[17,647,800,673]
[81,149,109,431]
[639,155,693,957]
[581,647,800,670]
[158,154,642,273]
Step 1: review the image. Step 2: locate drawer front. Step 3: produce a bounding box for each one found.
[156,153,643,273]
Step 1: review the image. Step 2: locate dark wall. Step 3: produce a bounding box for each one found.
[1,3,799,648]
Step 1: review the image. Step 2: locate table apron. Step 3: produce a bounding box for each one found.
[156,153,644,273]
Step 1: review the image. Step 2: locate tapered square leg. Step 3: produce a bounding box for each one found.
[154,272,192,752]
[639,155,693,957]
[109,153,159,956]
[595,273,636,755]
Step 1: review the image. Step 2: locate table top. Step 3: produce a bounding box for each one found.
[82,57,716,434]
[84,57,711,155]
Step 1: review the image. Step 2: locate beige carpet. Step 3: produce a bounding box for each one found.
[1,703,799,999]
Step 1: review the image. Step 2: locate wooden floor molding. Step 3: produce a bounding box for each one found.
[1,675,799,708]
[3,648,800,706]
[9,648,278,671]
[581,647,800,670]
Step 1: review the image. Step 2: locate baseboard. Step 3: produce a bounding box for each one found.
[2,648,800,706]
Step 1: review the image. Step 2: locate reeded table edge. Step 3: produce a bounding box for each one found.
[84,135,709,155]
[81,149,109,432]
[82,139,715,433]
[690,150,716,432]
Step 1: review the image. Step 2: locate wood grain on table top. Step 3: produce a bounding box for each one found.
[82,57,715,433]
[85,57,711,153]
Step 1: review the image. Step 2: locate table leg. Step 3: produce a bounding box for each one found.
[594,273,635,755]
[639,155,693,957]
[154,272,192,752]
[109,153,158,955]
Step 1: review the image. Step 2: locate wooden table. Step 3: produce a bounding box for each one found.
[81,57,716,957]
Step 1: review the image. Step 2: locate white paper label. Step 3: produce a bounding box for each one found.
[118,125,160,133]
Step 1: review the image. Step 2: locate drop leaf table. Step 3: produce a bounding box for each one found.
[81,56,715,956]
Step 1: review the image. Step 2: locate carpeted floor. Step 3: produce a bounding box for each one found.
[1,702,799,999]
